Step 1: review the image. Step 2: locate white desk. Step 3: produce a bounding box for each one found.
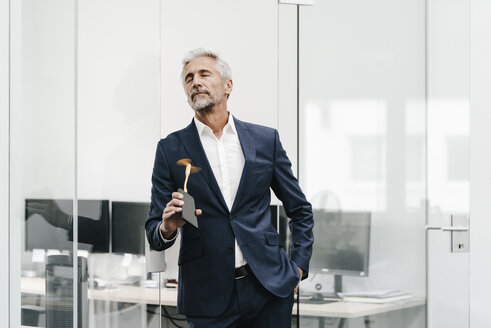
[22,277,425,321]
[21,277,177,306]
[297,298,425,318]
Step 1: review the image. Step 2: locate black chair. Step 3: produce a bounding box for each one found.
[21,305,45,327]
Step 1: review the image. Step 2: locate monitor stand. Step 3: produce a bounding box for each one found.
[322,274,343,299]
[334,274,343,295]
[299,274,343,304]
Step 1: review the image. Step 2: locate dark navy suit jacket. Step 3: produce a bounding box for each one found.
[145,117,314,317]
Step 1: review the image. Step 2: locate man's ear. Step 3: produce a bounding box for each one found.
[224,79,233,96]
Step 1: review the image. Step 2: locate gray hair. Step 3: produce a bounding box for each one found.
[181,48,233,87]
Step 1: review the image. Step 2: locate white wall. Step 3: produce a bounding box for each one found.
[1,0,10,325]
[470,0,491,326]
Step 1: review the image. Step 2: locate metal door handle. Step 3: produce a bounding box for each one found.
[426,214,470,253]
[425,225,469,231]
[441,226,469,232]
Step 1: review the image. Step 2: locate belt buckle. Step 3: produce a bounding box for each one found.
[234,265,249,280]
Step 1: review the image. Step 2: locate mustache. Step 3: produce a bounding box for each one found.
[190,88,210,100]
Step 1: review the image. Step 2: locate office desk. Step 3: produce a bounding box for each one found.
[21,277,177,306]
[22,277,425,324]
[297,298,425,318]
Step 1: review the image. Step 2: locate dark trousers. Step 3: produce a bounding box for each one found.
[187,273,295,328]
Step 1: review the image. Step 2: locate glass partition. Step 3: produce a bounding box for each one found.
[77,0,161,327]
[12,0,281,326]
[297,1,427,327]
[9,0,437,327]
[11,0,77,327]
[11,0,163,327]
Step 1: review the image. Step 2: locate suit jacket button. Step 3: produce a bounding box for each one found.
[226,247,233,254]
[230,214,236,220]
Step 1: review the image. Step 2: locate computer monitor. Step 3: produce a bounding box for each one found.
[25,199,110,253]
[310,210,371,277]
[111,201,150,255]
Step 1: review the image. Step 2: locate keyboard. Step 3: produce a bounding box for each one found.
[299,293,341,304]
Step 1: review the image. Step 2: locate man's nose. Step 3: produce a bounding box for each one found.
[192,76,203,87]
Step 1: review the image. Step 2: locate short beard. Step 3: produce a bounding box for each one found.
[188,95,214,113]
[187,87,223,113]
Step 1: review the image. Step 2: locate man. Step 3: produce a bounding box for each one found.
[145,48,314,327]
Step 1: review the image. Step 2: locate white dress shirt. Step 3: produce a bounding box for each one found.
[159,113,247,268]
[193,114,247,268]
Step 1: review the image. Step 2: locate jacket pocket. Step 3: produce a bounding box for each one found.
[264,231,282,246]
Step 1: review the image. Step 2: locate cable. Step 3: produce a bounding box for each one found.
[145,308,186,321]
[161,305,186,328]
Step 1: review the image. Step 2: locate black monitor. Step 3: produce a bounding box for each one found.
[25,199,110,253]
[111,201,149,255]
[310,210,371,277]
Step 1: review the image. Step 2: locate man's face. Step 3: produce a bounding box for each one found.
[183,56,232,113]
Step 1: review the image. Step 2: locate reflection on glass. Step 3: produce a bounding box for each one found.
[25,199,109,327]
[111,202,149,256]
[25,199,110,253]
[301,100,387,212]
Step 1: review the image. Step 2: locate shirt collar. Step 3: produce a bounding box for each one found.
[193,112,237,136]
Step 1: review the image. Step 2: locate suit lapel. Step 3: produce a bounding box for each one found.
[231,117,256,213]
[178,120,228,211]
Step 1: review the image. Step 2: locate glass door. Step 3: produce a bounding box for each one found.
[297,1,427,327]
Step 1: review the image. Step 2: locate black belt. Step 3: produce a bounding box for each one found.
[234,264,252,279]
